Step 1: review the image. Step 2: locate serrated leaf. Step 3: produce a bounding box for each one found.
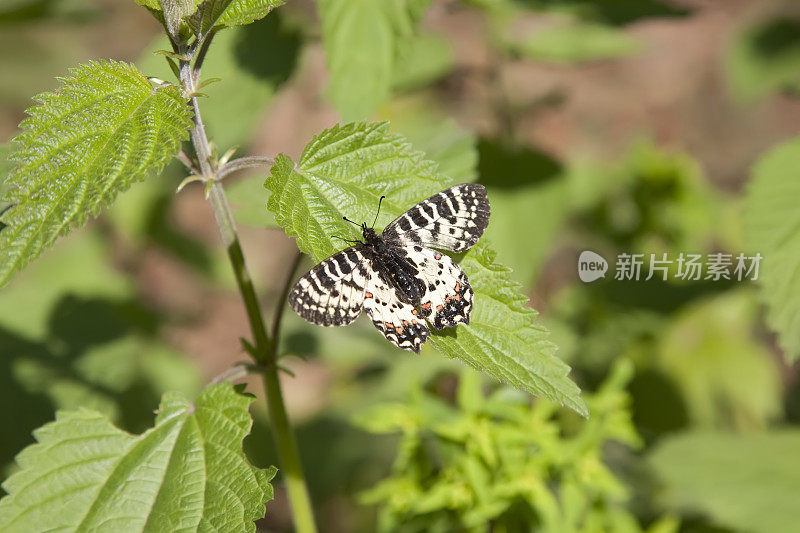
[649,430,800,533]
[187,0,284,33]
[744,137,800,362]
[264,121,586,415]
[0,60,192,288]
[0,383,275,532]
[152,0,204,39]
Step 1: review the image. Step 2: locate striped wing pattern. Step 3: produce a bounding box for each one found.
[289,247,369,326]
[383,183,490,252]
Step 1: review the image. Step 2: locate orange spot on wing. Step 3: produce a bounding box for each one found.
[436,304,443,311]
[422,302,431,310]
[365,292,374,298]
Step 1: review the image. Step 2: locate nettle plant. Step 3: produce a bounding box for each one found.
[0,1,596,531]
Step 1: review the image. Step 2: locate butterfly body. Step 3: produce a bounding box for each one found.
[289,184,490,353]
[360,228,425,305]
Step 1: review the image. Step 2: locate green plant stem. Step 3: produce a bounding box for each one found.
[179,48,317,533]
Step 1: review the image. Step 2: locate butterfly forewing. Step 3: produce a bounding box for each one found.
[363,270,430,353]
[289,246,369,326]
[383,183,490,252]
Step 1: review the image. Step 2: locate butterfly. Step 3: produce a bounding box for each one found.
[289,184,490,353]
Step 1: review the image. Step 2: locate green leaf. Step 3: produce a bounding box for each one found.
[161,0,204,38]
[319,0,424,120]
[511,19,640,63]
[0,383,275,532]
[188,0,284,33]
[264,121,586,415]
[138,0,282,30]
[744,138,800,362]
[649,430,800,533]
[0,60,192,288]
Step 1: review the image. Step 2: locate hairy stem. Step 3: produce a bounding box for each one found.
[218,155,277,180]
[178,44,317,533]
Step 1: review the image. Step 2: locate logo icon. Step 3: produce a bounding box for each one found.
[578,251,608,282]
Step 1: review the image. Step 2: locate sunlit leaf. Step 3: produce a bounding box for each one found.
[264,121,586,415]
[0,384,275,532]
[0,61,192,287]
[188,0,284,33]
[137,0,284,31]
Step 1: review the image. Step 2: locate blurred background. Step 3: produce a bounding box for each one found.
[2,0,800,531]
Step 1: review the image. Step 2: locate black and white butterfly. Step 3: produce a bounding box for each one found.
[289,184,490,353]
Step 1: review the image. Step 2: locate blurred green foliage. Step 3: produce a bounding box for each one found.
[355,361,678,533]
[727,14,800,101]
[650,430,800,533]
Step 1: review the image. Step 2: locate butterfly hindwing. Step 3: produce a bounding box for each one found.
[383,183,490,252]
[289,246,369,326]
[401,244,473,329]
[363,270,430,353]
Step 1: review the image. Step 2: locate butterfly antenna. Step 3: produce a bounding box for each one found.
[342,216,360,227]
[372,195,386,228]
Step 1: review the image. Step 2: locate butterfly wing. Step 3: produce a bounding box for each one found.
[363,270,430,353]
[289,246,370,326]
[402,244,474,329]
[383,183,490,252]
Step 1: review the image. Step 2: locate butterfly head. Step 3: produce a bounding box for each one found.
[341,195,386,246]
